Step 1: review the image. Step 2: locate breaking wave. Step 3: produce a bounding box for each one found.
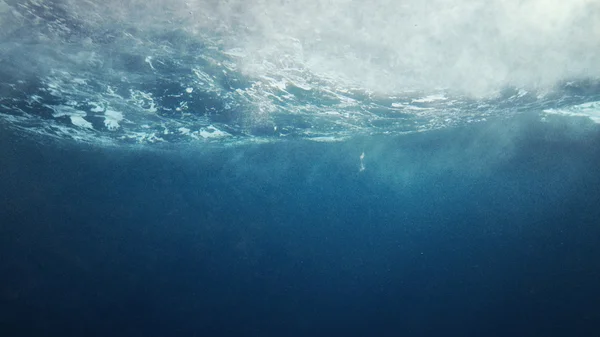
[1,0,599,145]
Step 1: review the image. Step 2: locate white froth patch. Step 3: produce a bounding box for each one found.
[70,115,93,129]
[544,101,600,123]
[104,110,123,130]
[48,106,94,130]
[145,56,155,70]
[411,94,448,103]
[185,87,194,93]
[49,105,77,118]
[90,103,104,113]
[516,89,528,98]
[391,103,433,111]
[179,127,191,135]
[130,90,157,113]
[186,126,230,140]
[223,48,246,58]
[193,68,215,89]
[120,131,165,144]
[260,76,288,92]
[308,136,345,142]
[291,81,312,91]
[198,126,230,139]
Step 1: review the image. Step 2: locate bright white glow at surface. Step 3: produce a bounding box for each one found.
[44,0,600,96]
[1,0,599,145]
[174,0,599,96]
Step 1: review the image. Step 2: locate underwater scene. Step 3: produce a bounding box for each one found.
[1,1,600,336]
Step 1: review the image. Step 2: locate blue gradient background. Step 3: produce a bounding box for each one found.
[1,113,600,337]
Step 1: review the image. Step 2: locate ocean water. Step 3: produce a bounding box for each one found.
[1,1,600,336]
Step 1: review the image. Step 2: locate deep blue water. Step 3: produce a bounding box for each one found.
[1,113,600,337]
[2,1,600,336]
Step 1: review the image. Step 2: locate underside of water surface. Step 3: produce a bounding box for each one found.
[1,0,599,145]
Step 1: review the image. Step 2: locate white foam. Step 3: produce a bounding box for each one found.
[104,110,123,131]
[197,126,230,139]
[179,127,191,135]
[130,90,157,113]
[412,94,448,103]
[544,101,600,123]
[392,103,434,111]
[120,131,165,143]
[145,56,155,70]
[46,106,95,130]
[70,115,93,129]
[192,68,216,89]
[90,103,104,113]
[308,136,346,142]
[223,48,247,58]
[2,0,598,147]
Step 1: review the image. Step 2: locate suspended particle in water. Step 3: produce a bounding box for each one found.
[359,151,366,172]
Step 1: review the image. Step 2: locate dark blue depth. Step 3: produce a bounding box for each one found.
[1,113,600,337]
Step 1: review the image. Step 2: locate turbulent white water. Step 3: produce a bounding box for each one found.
[1,0,599,144]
